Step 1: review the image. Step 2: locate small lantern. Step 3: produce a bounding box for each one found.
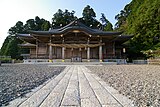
[85,47,87,50]
[123,48,126,53]
[79,48,82,51]
[71,48,73,51]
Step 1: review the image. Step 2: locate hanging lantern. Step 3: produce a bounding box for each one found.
[85,47,87,50]
[123,48,126,53]
[71,48,73,51]
[79,48,82,51]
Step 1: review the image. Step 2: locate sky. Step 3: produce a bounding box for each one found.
[0,0,131,48]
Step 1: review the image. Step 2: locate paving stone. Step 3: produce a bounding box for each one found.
[94,89,121,105]
[67,80,79,89]
[39,92,63,107]
[78,66,101,107]
[82,69,103,90]
[78,72,95,98]
[52,74,72,93]
[61,89,80,106]
[81,98,101,107]
[61,66,80,106]
[40,71,72,107]
[39,67,73,107]
[67,67,78,89]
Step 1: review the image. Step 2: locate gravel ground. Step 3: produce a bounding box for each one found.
[87,65,160,107]
[0,64,65,106]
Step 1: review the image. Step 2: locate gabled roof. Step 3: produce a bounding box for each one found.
[29,20,123,36]
[17,20,133,45]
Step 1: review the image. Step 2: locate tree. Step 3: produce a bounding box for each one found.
[79,5,100,28]
[100,13,113,31]
[24,16,51,32]
[1,16,51,59]
[115,0,160,59]
[9,21,25,35]
[41,21,51,31]
[1,21,25,59]
[52,9,77,28]
[0,36,10,56]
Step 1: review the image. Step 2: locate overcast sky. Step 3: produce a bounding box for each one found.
[0,0,131,48]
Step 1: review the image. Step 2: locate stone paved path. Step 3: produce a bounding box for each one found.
[8,65,133,107]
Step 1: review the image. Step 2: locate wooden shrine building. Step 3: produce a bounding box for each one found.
[17,20,132,62]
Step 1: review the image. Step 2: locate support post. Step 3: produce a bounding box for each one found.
[62,47,65,62]
[87,38,90,62]
[49,37,52,62]
[99,38,103,62]
[36,40,38,59]
[62,37,65,62]
[113,41,115,58]
[87,47,90,62]
[49,45,52,60]
[99,45,102,62]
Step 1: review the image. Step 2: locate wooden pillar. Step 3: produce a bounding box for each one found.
[62,37,65,62]
[87,38,90,62]
[36,40,38,59]
[80,48,82,62]
[99,38,103,62]
[49,45,53,60]
[49,38,52,60]
[71,48,73,62]
[87,47,90,61]
[62,47,65,60]
[99,45,102,62]
[113,41,115,58]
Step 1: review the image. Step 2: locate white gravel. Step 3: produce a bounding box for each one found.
[87,65,160,107]
[0,64,65,106]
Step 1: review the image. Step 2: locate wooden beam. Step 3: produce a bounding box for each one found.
[48,43,105,48]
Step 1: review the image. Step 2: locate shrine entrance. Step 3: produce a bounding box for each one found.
[71,49,82,62]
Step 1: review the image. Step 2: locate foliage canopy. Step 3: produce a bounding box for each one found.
[115,0,160,58]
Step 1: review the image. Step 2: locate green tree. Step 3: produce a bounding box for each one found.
[115,0,160,58]
[9,21,25,35]
[24,16,51,32]
[52,9,77,28]
[1,16,51,59]
[79,5,100,28]
[100,13,113,31]
[0,36,10,55]
[41,21,51,31]
[1,21,24,59]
